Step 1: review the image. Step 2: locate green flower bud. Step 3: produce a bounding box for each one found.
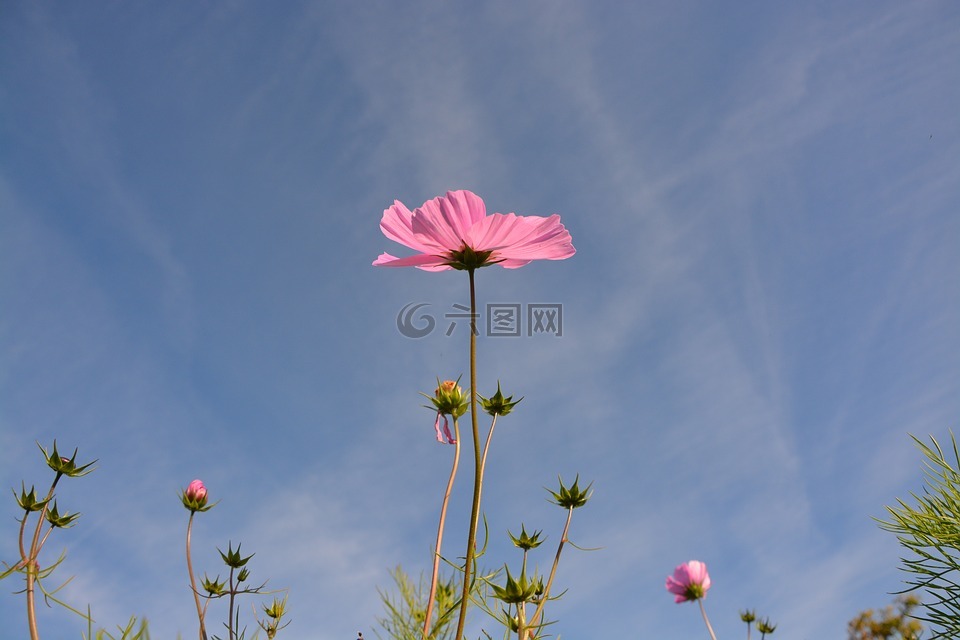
[424,378,469,418]
[202,574,226,596]
[44,501,80,528]
[262,596,288,620]
[38,441,97,478]
[219,541,254,569]
[741,609,757,624]
[490,566,543,605]
[757,618,777,635]
[480,382,522,416]
[508,524,545,550]
[548,475,592,509]
[237,567,250,583]
[14,483,51,513]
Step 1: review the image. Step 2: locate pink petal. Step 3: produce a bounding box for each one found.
[411,190,487,252]
[433,413,456,444]
[441,418,456,445]
[372,252,452,270]
[379,201,442,254]
[465,213,575,262]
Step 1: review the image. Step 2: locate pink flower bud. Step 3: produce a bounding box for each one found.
[182,479,211,512]
[186,479,207,502]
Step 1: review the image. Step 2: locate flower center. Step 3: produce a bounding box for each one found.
[446,246,496,271]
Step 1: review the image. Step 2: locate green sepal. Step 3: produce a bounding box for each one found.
[14,482,51,513]
[548,475,592,509]
[38,440,97,478]
[480,382,522,417]
[219,541,254,569]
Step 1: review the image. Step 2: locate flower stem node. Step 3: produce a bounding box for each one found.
[480,382,522,417]
[38,440,97,478]
[548,475,592,509]
[509,524,545,550]
[219,541,254,569]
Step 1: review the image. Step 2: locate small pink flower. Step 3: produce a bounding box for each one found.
[373,190,575,271]
[666,560,712,603]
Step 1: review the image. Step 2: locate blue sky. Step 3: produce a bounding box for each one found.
[1,2,958,639]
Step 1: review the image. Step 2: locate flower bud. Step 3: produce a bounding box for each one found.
[181,479,213,512]
[262,596,288,620]
[490,566,543,605]
[548,475,592,509]
[508,524,545,550]
[219,541,254,569]
[480,382,522,416]
[14,483,51,513]
[757,618,777,635]
[427,379,469,418]
[202,574,226,596]
[44,501,81,528]
[38,440,96,478]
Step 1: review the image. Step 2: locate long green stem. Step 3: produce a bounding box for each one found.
[186,512,208,640]
[25,475,61,640]
[228,567,236,640]
[524,507,573,639]
[699,599,718,640]
[454,269,482,640]
[422,419,461,640]
[480,414,499,488]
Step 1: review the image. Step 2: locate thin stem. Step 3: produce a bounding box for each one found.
[26,474,61,640]
[480,414,499,489]
[186,512,208,640]
[454,269,482,640]
[699,599,718,640]
[524,507,574,639]
[228,566,236,640]
[422,418,462,640]
[18,512,29,562]
[26,558,39,640]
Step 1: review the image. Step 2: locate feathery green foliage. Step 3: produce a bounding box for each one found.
[880,433,960,638]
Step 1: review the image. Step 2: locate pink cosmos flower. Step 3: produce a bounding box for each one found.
[665,560,712,603]
[373,190,575,271]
